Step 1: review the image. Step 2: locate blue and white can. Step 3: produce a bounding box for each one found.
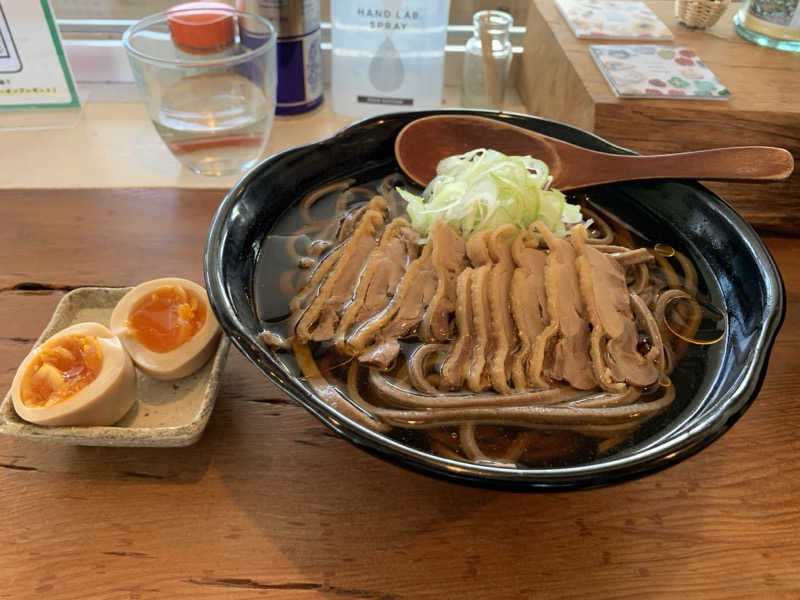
[238,0,323,115]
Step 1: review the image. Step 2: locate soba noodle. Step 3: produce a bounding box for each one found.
[256,173,718,468]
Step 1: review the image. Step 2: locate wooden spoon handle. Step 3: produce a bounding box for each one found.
[557,146,794,190]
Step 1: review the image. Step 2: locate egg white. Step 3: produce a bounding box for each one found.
[110,277,221,380]
[11,322,137,426]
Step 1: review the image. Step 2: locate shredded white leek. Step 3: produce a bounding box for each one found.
[397,148,583,241]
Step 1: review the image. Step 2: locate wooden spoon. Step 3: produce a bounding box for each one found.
[395,114,794,190]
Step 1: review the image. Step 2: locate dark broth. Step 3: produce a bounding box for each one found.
[253,176,721,469]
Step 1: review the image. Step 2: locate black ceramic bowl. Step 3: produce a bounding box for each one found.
[204,109,784,491]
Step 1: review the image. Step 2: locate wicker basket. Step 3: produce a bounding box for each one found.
[675,0,730,28]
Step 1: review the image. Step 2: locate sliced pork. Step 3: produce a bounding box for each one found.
[466,264,493,392]
[347,242,437,368]
[294,206,386,342]
[286,209,669,399]
[439,268,474,391]
[418,221,467,342]
[536,222,596,390]
[334,218,419,352]
[485,225,518,394]
[466,229,492,267]
[572,225,658,390]
[509,232,549,390]
[290,196,387,316]
[334,195,388,242]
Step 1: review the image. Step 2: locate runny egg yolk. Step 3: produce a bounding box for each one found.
[125,284,207,354]
[21,334,103,408]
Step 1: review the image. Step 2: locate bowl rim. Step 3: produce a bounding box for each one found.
[204,108,786,491]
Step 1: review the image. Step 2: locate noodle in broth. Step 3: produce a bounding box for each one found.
[255,173,721,468]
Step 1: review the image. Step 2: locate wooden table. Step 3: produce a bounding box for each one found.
[1,188,799,599]
[516,0,800,234]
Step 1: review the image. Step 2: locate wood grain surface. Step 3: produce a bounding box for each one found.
[516,0,800,234]
[1,189,799,599]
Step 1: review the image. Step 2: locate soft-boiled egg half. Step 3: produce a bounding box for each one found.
[11,322,137,426]
[110,277,221,380]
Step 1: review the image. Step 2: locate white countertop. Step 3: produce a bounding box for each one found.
[1,86,526,190]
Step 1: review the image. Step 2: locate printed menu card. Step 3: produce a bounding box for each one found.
[0,0,79,111]
[555,0,673,40]
[589,45,731,99]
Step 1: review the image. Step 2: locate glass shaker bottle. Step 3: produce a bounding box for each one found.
[460,10,513,110]
[237,0,323,114]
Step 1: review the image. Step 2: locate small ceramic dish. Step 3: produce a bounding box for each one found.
[0,287,230,447]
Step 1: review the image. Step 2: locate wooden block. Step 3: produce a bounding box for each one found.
[516,0,800,234]
[517,0,596,131]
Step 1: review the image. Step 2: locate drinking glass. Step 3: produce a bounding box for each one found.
[123,7,277,176]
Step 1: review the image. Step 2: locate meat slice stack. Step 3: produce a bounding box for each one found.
[434,222,660,394]
[419,222,468,342]
[536,224,596,390]
[289,209,468,369]
[439,267,475,391]
[286,211,661,395]
[508,231,549,390]
[333,218,420,352]
[347,220,467,368]
[571,224,659,391]
[294,197,388,343]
